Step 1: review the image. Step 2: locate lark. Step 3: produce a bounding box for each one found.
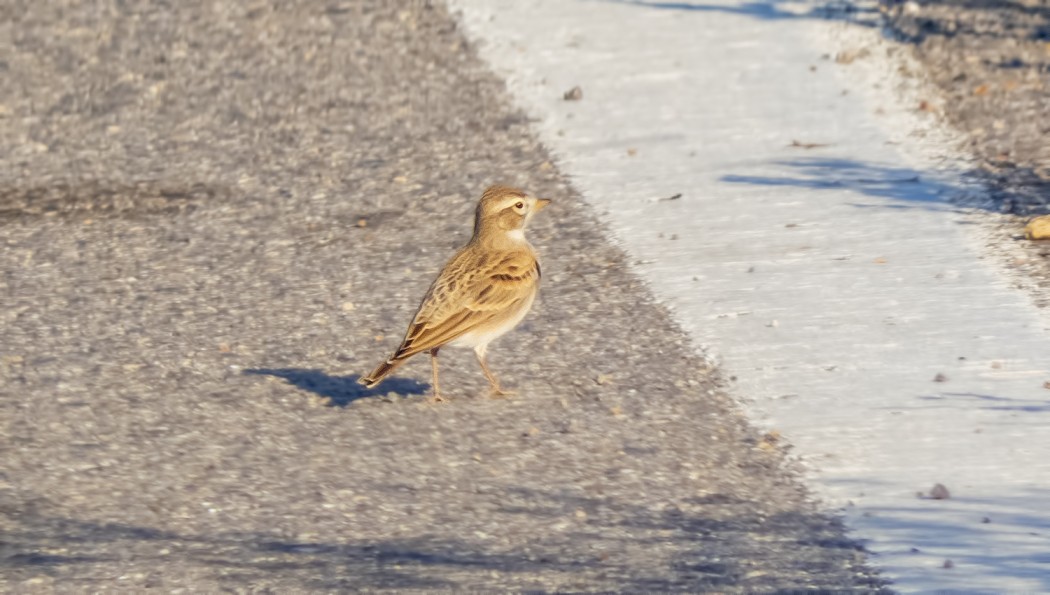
[360,185,550,401]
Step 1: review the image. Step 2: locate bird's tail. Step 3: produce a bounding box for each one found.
[359,355,406,388]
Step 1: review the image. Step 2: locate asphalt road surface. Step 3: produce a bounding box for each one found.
[0,1,884,590]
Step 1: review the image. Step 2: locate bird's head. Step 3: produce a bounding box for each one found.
[473,184,551,241]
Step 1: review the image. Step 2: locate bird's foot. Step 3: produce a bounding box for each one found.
[427,393,446,404]
[488,386,516,398]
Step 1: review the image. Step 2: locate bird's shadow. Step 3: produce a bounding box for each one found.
[243,368,428,407]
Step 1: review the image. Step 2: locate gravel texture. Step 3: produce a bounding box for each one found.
[0,0,884,590]
[880,0,1050,303]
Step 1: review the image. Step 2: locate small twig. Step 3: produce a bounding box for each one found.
[789,140,831,149]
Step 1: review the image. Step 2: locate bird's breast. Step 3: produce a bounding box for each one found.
[448,288,537,349]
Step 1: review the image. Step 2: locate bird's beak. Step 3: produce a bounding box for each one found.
[535,198,552,212]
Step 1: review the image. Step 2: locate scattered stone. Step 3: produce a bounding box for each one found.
[930,483,951,499]
[835,48,870,64]
[933,373,948,382]
[563,86,583,101]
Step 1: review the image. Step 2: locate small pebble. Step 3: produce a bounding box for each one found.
[930,483,951,499]
[563,86,583,101]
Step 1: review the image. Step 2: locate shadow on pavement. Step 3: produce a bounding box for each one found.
[0,514,455,590]
[823,478,1050,590]
[721,156,1048,215]
[915,391,1050,413]
[0,486,887,590]
[721,156,968,210]
[243,368,428,406]
[598,0,1050,216]
[597,0,1050,49]
[594,0,881,25]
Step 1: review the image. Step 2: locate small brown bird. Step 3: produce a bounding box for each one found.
[360,185,550,401]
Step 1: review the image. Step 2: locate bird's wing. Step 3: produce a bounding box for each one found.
[391,248,540,360]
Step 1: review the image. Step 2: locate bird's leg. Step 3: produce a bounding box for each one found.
[475,346,515,397]
[428,347,444,403]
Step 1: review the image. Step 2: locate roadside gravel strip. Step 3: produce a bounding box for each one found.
[0,0,882,590]
[881,0,1050,304]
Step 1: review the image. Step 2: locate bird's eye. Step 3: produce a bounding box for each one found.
[515,202,525,210]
